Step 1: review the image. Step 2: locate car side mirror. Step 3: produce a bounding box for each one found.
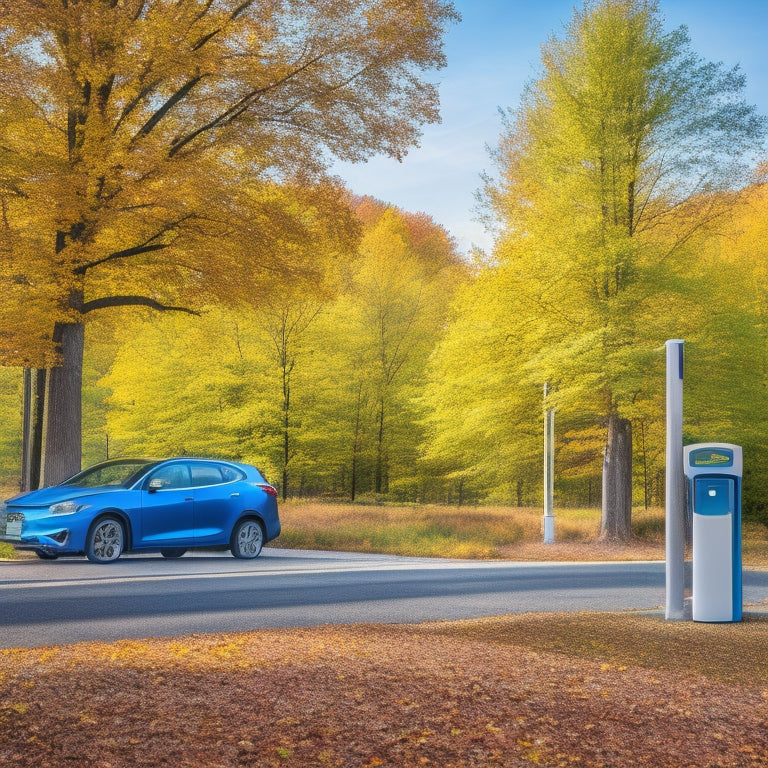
[148,478,164,493]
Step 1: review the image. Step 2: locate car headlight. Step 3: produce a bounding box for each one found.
[49,501,90,516]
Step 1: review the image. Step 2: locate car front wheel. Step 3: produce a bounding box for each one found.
[231,519,264,559]
[86,517,125,564]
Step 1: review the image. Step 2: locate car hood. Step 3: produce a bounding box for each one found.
[5,485,122,507]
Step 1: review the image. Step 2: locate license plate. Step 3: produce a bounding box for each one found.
[4,514,22,539]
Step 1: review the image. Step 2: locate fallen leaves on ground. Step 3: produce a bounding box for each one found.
[1,612,767,767]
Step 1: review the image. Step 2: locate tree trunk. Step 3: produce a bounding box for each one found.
[21,368,47,492]
[350,382,364,502]
[375,397,385,494]
[600,411,632,541]
[42,321,84,486]
[281,373,290,502]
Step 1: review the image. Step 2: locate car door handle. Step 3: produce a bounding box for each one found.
[230,492,240,498]
[185,497,193,502]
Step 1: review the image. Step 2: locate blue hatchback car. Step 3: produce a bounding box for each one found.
[0,458,280,563]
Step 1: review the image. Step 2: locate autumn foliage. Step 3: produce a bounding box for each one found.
[1,614,767,767]
[3,0,768,523]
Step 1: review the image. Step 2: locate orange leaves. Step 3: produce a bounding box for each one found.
[2,0,458,369]
[2,618,768,766]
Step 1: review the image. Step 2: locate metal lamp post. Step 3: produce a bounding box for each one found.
[543,383,555,544]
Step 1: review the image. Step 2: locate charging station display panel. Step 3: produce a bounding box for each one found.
[688,446,734,470]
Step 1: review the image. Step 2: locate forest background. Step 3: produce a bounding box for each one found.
[2,0,768,533]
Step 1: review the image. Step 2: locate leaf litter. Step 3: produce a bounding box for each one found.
[1,612,767,767]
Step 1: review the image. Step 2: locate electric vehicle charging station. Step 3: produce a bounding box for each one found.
[683,443,743,623]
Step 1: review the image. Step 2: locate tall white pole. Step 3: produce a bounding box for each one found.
[543,384,555,544]
[665,340,686,620]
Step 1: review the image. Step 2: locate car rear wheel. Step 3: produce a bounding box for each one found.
[86,517,125,564]
[231,519,264,559]
[160,548,187,558]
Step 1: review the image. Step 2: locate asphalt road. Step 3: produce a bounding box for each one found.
[1,548,766,649]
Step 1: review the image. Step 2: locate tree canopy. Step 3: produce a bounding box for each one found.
[88,200,465,501]
[464,0,766,539]
[0,0,459,482]
[3,0,768,534]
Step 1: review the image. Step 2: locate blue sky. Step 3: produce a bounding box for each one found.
[331,0,768,254]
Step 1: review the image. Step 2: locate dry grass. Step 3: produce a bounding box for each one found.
[277,501,768,565]
[2,612,767,767]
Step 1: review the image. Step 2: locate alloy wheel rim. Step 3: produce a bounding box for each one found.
[238,522,262,555]
[93,521,122,561]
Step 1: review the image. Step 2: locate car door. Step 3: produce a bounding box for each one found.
[139,462,195,546]
[189,462,243,544]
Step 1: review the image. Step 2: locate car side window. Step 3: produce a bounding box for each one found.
[220,465,244,483]
[190,463,225,487]
[149,464,191,490]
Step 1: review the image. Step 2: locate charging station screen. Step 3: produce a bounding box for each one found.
[689,448,734,468]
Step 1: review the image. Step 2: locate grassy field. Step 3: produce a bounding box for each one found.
[276,501,768,565]
[3,498,768,564]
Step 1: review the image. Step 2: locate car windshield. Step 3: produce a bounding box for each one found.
[60,460,158,488]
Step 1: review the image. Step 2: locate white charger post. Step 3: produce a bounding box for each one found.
[683,443,743,623]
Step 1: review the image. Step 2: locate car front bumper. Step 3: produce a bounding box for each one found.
[0,529,72,554]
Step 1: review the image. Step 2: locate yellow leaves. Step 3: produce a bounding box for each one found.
[36,649,59,665]
[2,0,457,375]
[167,643,191,658]
[209,642,242,660]
[103,640,152,662]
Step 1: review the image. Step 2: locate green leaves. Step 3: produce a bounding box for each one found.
[426,0,768,519]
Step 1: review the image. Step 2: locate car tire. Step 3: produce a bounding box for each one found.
[86,516,125,564]
[34,550,59,560]
[160,548,187,558]
[231,519,264,559]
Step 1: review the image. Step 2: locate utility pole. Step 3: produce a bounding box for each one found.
[543,383,555,544]
[665,340,686,620]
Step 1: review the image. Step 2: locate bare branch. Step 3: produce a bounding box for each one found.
[72,242,169,275]
[168,53,327,157]
[136,75,205,138]
[82,295,200,315]
[114,76,163,135]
